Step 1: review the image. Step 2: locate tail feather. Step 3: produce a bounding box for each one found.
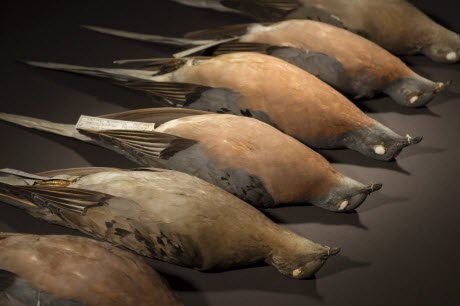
[82,25,214,46]
[168,0,242,13]
[0,169,49,180]
[114,58,166,65]
[0,177,87,225]
[173,37,239,58]
[21,60,158,82]
[114,37,239,63]
[0,180,38,210]
[0,113,90,142]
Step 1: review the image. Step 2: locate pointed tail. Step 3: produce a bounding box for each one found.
[0,113,91,142]
[0,170,43,210]
[168,0,242,13]
[0,171,89,226]
[21,60,158,82]
[113,37,238,64]
[82,25,214,47]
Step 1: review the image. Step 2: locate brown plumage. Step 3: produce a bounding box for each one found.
[0,168,341,279]
[168,0,460,63]
[0,234,182,306]
[85,19,448,107]
[22,53,422,161]
[155,113,356,205]
[164,53,376,142]
[0,109,382,211]
[188,21,412,80]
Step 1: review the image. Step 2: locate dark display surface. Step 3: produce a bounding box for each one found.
[0,1,459,305]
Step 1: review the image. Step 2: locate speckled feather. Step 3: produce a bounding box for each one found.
[0,169,340,279]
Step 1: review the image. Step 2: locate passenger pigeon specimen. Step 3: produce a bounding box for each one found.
[0,109,382,211]
[0,168,340,279]
[85,20,449,107]
[167,0,460,63]
[22,53,422,161]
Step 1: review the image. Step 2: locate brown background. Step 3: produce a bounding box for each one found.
[0,1,459,305]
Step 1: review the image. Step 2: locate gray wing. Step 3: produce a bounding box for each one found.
[0,170,209,268]
[118,80,214,107]
[182,41,272,57]
[117,79,248,113]
[0,182,190,264]
[77,129,198,165]
[268,46,350,94]
[0,182,110,215]
[116,81,276,128]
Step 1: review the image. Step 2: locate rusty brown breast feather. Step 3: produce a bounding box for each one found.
[240,20,416,86]
[169,52,377,144]
[157,114,342,204]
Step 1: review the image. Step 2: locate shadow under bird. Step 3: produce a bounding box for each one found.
[84,20,449,107]
[168,0,460,63]
[0,233,182,306]
[0,108,382,211]
[0,167,341,279]
[22,52,422,161]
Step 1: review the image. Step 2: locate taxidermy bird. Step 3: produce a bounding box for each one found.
[0,233,183,306]
[167,0,460,63]
[0,109,383,211]
[0,167,340,279]
[21,52,422,161]
[84,20,450,107]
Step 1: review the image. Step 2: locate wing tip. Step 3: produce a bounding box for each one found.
[81,24,113,34]
[17,59,60,69]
